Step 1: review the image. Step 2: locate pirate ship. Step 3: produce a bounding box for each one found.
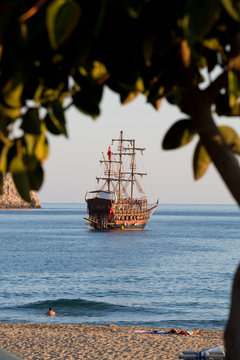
[85,131,158,230]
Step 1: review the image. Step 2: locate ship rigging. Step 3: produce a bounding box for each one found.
[85,131,158,230]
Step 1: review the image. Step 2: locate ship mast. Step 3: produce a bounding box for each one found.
[119,130,123,200]
[108,152,111,191]
[97,131,147,199]
[131,139,135,200]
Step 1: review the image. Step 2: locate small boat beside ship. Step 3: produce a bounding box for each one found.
[84,131,158,230]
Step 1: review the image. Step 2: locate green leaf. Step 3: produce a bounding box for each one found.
[52,100,67,132]
[33,82,45,104]
[46,0,81,49]
[0,116,12,134]
[231,102,240,116]
[45,114,60,135]
[9,156,31,202]
[21,108,41,135]
[73,89,101,118]
[107,74,139,94]
[120,91,139,105]
[24,131,49,164]
[27,162,44,191]
[153,98,163,110]
[182,0,221,44]
[3,81,24,109]
[91,61,108,81]
[0,103,20,119]
[120,78,144,105]
[166,88,185,110]
[0,142,12,173]
[41,89,61,105]
[23,154,38,171]
[228,70,240,110]
[143,36,154,67]
[162,119,195,150]
[148,83,165,102]
[203,38,223,52]
[0,171,3,195]
[0,79,24,119]
[24,134,37,155]
[219,125,240,154]
[135,77,145,93]
[193,141,211,180]
[35,133,49,163]
[45,100,67,136]
[221,0,240,21]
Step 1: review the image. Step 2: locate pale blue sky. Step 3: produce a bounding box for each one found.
[38,87,240,204]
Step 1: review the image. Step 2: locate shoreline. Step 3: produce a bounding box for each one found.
[0,323,224,360]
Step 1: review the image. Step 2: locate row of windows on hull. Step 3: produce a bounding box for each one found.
[114,215,148,221]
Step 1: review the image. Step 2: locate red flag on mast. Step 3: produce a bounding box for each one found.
[107,146,111,160]
[109,203,113,218]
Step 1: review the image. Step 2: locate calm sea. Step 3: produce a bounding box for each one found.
[0,203,239,330]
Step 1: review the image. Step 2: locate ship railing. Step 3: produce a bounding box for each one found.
[113,204,148,210]
[113,208,148,215]
[118,197,147,204]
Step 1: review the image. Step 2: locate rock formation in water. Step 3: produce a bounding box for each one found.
[0,173,41,209]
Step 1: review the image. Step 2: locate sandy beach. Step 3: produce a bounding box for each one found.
[0,323,224,360]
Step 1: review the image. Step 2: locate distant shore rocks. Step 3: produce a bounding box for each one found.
[0,173,41,209]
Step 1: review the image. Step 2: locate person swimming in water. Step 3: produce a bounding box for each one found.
[46,307,56,316]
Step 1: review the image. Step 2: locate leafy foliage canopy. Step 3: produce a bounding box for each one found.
[1,0,240,200]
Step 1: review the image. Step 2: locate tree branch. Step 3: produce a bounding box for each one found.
[19,0,48,22]
[203,70,228,106]
[184,87,240,204]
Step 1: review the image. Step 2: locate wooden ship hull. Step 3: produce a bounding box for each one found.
[85,191,157,230]
[85,131,158,231]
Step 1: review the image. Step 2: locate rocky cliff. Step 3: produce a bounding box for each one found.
[0,173,41,209]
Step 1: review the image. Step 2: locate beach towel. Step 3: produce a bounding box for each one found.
[133,329,197,335]
[133,330,168,334]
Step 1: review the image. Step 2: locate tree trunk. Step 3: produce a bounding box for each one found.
[197,113,240,204]
[185,87,240,359]
[224,265,240,360]
[185,87,240,205]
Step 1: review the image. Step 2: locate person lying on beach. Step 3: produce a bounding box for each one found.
[168,328,200,335]
[46,307,56,316]
[134,328,200,335]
